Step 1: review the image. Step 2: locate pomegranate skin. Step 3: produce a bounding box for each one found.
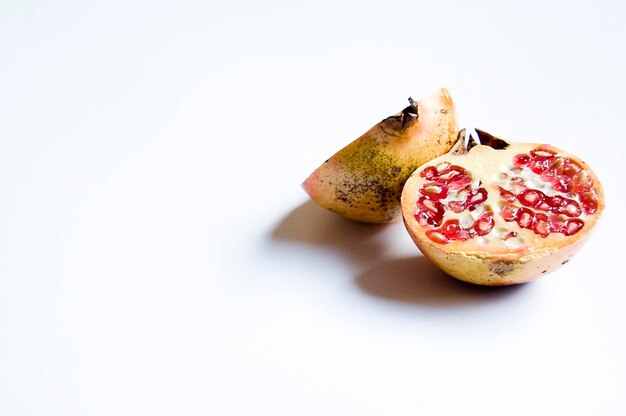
[405,226,592,285]
[400,134,605,285]
[303,88,458,224]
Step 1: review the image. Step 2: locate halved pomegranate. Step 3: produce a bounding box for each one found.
[400,129,605,285]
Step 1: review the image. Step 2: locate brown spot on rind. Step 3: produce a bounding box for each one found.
[489,261,514,277]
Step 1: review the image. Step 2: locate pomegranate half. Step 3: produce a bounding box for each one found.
[400,129,605,285]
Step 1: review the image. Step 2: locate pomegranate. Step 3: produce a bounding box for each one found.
[303,88,458,223]
[400,129,605,285]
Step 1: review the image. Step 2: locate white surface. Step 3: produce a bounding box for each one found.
[1,1,625,414]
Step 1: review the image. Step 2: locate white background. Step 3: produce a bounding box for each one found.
[1,1,625,414]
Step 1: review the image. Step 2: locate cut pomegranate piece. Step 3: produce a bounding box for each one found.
[401,131,604,286]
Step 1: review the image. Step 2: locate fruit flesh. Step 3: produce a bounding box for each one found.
[401,136,604,285]
[303,89,458,223]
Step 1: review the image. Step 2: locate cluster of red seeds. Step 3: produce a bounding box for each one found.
[498,146,597,237]
[513,147,598,214]
[415,163,494,244]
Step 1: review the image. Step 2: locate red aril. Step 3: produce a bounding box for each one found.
[400,129,605,285]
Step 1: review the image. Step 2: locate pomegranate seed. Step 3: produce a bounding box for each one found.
[572,171,592,193]
[448,201,466,213]
[530,157,553,174]
[563,161,582,178]
[516,207,536,229]
[500,204,519,222]
[420,166,439,180]
[441,219,461,238]
[420,184,449,200]
[439,219,474,241]
[534,213,550,237]
[416,197,445,226]
[544,195,580,217]
[417,211,443,227]
[513,154,531,167]
[580,190,598,215]
[467,188,488,208]
[553,175,571,193]
[560,199,582,217]
[447,174,472,190]
[540,169,558,182]
[457,228,473,241]
[550,220,564,233]
[426,230,449,244]
[530,146,556,158]
[435,165,468,186]
[415,210,437,227]
[436,170,461,183]
[498,187,516,202]
[518,189,544,209]
[473,212,495,236]
[536,200,552,212]
[502,231,517,240]
[562,218,584,236]
[547,195,567,209]
[419,197,435,212]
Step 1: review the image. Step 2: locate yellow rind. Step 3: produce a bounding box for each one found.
[303,88,458,223]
